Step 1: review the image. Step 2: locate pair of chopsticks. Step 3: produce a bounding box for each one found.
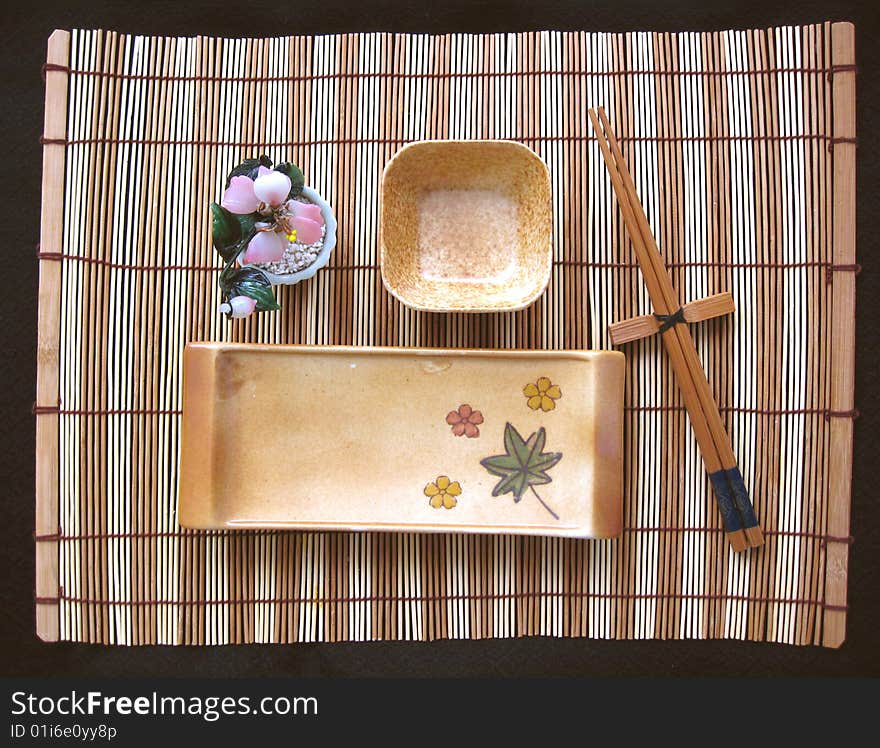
[588,107,763,552]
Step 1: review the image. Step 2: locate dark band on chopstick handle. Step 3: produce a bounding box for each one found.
[708,467,759,534]
[725,466,759,529]
[655,307,686,334]
[708,470,743,533]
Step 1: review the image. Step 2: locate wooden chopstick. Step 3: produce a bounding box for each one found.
[595,108,764,549]
[589,107,763,551]
[587,109,746,551]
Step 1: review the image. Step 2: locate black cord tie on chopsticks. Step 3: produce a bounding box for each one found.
[654,307,686,333]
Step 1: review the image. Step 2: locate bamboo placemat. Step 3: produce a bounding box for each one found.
[35,23,856,646]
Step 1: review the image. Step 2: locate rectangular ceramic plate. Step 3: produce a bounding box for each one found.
[178,344,624,538]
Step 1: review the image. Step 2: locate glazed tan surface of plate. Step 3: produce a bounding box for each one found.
[380,140,553,312]
[178,344,624,538]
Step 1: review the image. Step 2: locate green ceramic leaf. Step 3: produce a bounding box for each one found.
[480,423,563,506]
[214,213,261,265]
[211,202,241,260]
[235,212,259,240]
[275,162,305,198]
[224,266,280,312]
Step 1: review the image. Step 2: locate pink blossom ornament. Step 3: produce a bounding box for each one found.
[253,170,292,207]
[286,200,325,244]
[221,176,260,215]
[243,230,287,264]
[225,295,257,318]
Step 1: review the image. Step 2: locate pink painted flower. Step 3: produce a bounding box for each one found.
[283,199,325,245]
[446,404,484,438]
[225,295,257,319]
[242,230,287,264]
[221,175,261,215]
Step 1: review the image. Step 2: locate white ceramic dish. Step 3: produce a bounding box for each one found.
[250,186,338,286]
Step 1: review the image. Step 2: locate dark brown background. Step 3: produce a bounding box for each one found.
[2,0,877,677]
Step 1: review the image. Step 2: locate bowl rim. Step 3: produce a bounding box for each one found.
[379,139,553,313]
[250,186,338,286]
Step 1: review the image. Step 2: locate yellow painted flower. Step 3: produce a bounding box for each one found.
[524,377,562,411]
[424,475,462,509]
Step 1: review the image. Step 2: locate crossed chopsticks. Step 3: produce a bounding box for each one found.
[589,107,763,552]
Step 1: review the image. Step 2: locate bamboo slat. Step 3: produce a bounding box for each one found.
[35,24,857,646]
[822,21,856,648]
[35,29,70,642]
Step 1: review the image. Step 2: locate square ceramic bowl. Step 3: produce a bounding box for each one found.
[380,140,553,313]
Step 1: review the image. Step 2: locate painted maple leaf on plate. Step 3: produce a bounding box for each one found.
[480,422,562,520]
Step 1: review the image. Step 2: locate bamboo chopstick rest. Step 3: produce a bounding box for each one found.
[589,107,764,552]
[608,292,736,346]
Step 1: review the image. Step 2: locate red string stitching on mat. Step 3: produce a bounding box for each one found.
[34,588,62,605]
[41,62,67,80]
[34,250,375,272]
[33,527,62,542]
[32,400,60,415]
[34,529,294,542]
[32,527,843,543]
[44,408,182,416]
[820,535,854,547]
[828,136,858,152]
[823,603,849,612]
[625,405,854,418]
[40,63,851,83]
[826,63,858,82]
[37,133,841,148]
[36,590,847,610]
[824,409,860,421]
[35,243,64,261]
[562,259,837,271]
[624,527,853,545]
[34,252,850,275]
[35,244,216,270]
[825,263,862,283]
[34,405,852,418]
